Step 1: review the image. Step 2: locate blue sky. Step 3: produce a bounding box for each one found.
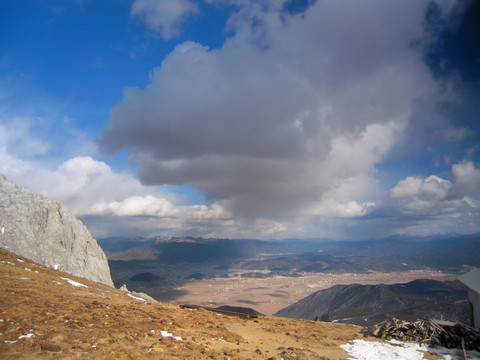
[1,0,479,240]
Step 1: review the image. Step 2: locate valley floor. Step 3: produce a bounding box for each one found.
[171,270,457,316]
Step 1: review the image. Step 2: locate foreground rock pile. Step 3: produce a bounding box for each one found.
[371,318,480,351]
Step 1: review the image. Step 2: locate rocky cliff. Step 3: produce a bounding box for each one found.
[0,174,113,286]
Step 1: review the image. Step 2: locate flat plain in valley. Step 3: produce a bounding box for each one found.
[170,270,457,315]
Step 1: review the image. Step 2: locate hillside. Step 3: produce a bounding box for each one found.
[274,280,469,326]
[0,248,365,359]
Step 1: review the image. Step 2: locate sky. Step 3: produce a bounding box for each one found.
[0,0,479,240]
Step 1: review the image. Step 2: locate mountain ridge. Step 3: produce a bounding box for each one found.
[274,279,469,326]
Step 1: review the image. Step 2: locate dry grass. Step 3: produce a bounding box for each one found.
[0,248,364,359]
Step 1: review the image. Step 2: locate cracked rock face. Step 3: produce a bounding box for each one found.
[0,174,113,286]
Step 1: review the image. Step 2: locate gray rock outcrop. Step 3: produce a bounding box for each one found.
[0,174,113,286]
[119,284,158,302]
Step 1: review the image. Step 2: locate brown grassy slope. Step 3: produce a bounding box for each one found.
[0,248,365,359]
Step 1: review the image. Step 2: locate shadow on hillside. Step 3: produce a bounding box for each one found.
[153,287,190,302]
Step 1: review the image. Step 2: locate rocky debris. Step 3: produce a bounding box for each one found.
[119,284,157,302]
[0,174,113,286]
[370,318,480,351]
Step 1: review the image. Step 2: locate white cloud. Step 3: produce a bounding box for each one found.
[0,120,240,237]
[100,195,179,217]
[90,194,231,220]
[391,161,480,204]
[385,162,480,235]
[131,0,199,39]
[390,175,452,201]
[451,161,480,197]
[0,117,50,159]
[0,149,237,237]
[324,122,400,180]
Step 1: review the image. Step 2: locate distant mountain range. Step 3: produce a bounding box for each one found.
[274,279,469,326]
[99,233,480,277]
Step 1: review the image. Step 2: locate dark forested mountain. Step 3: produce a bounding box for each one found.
[274,279,469,326]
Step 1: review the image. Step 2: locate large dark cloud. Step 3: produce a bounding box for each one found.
[98,0,480,237]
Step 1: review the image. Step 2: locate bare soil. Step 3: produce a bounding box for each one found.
[0,248,368,359]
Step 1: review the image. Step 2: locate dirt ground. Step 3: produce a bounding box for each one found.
[171,271,457,316]
[0,248,368,359]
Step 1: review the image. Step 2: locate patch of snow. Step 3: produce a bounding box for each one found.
[53,264,59,270]
[61,277,88,288]
[160,331,182,341]
[211,337,226,342]
[18,332,35,340]
[341,340,480,360]
[16,259,24,263]
[20,277,31,280]
[5,340,17,344]
[341,339,428,360]
[24,267,31,271]
[1,261,15,266]
[1,227,4,234]
[333,317,352,323]
[127,293,147,302]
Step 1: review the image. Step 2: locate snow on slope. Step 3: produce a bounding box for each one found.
[341,339,480,360]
